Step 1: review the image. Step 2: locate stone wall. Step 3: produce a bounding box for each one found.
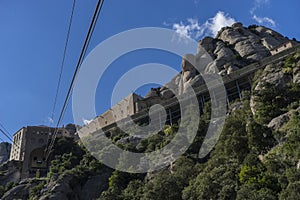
[270,41,297,55]
[97,93,144,128]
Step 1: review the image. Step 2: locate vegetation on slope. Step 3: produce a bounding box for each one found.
[1,52,299,200]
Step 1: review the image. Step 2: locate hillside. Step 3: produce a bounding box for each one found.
[1,23,300,200]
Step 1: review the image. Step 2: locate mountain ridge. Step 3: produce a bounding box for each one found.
[147,22,299,99]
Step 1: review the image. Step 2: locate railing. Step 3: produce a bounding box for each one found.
[86,44,300,133]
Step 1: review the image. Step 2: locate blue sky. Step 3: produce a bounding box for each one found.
[0,0,299,140]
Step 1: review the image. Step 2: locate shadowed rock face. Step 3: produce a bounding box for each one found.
[2,169,113,200]
[147,23,297,98]
[0,142,11,164]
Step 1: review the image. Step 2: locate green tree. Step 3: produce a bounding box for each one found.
[142,171,181,200]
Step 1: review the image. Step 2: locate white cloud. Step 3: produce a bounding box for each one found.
[172,22,193,39]
[171,11,236,40]
[250,0,270,14]
[47,117,54,124]
[249,1,276,28]
[253,15,276,27]
[208,11,236,36]
[172,18,204,40]
[194,0,200,5]
[83,118,92,125]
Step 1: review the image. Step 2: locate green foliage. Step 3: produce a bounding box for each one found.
[5,181,15,191]
[253,82,300,125]
[279,181,300,200]
[49,152,80,175]
[239,165,264,184]
[284,55,296,68]
[282,53,299,74]
[234,53,242,60]
[21,64,299,200]
[252,69,263,90]
[213,107,249,161]
[99,170,145,199]
[0,185,5,198]
[247,119,275,153]
[183,157,239,200]
[238,163,280,197]
[282,66,293,74]
[29,180,46,199]
[142,171,182,200]
[122,180,144,200]
[237,184,277,200]
[139,133,164,152]
[253,82,283,124]
[52,137,83,156]
[253,53,300,124]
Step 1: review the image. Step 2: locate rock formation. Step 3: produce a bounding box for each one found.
[0,142,11,164]
[147,22,296,98]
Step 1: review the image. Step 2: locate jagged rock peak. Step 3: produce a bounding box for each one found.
[146,23,298,98]
[201,22,292,61]
[196,22,298,75]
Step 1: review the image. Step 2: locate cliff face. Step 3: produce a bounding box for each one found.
[147,22,297,98]
[0,142,11,164]
[250,52,300,125]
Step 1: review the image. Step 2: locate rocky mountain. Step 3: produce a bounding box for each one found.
[147,22,298,98]
[0,142,11,164]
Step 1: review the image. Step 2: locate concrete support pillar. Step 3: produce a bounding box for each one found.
[225,90,230,107]
[248,76,253,90]
[169,109,173,125]
[201,95,205,107]
[248,76,252,85]
[159,111,162,130]
[236,80,242,100]
[200,95,205,108]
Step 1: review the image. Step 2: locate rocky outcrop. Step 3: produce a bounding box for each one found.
[250,51,300,120]
[293,55,300,84]
[1,178,41,200]
[0,161,22,192]
[2,169,112,200]
[2,184,31,200]
[204,23,291,73]
[147,23,297,97]
[0,142,11,164]
[267,113,290,131]
[37,170,112,200]
[250,62,291,117]
[217,24,289,61]
[79,174,111,200]
[267,107,300,131]
[117,136,142,146]
[145,88,160,98]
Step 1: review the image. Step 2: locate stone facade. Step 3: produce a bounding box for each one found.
[9,126,73,179]
[270,41,297,55]
[96,93,144,128]
[94,93,166,130]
